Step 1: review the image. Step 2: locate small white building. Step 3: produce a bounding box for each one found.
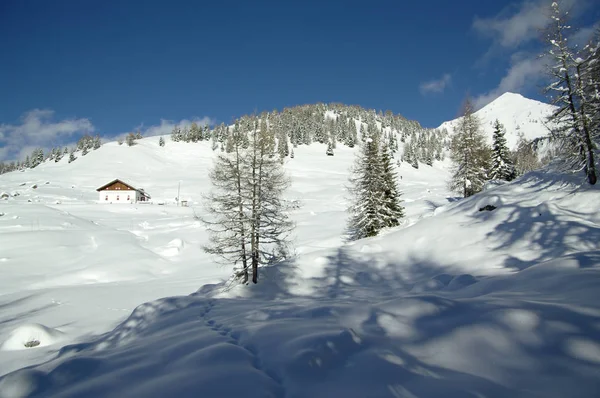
[96,179,151,204]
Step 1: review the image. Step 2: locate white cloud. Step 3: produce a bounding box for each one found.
[571,22,600,48]
[473,2,549,48]
[472,0,583,49]
[419,74,452,95]
[473,54,547,109]
[0,109,94,162]
[471,0,595,110]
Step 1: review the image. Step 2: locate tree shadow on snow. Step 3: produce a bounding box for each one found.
[475,174,600,271]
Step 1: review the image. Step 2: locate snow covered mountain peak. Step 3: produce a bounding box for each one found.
[438,92,556,150]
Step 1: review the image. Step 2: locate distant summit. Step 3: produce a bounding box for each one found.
[438,92,556,150]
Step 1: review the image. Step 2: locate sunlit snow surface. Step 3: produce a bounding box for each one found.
[1,137,599,397]
[438,92,556,150]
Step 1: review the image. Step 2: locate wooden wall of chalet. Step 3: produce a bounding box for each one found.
[101,181,133,191]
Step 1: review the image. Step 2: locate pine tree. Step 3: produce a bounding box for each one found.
[379,144,404,227]
[126,132,136,146]
[189,123,200,142]
[449,98,491,198]
[346,132,386,241]
[181,126,190,142]
[171,125,181,142]
[159,136,165,147]
[326,141,334,156]
[543,1,597,185]
[30,149,44,167]
[490,119,515,181]
[93,135,101,150]
[68,149,76,163]
[410,142,419,169]
[54,148,62,163]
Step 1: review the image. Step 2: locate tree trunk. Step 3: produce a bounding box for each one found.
[564,65,597,185]
[234,134,249,283]
[576,64,598,185]
[252,243,258,284]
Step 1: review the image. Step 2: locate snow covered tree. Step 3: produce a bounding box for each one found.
[326,141,334,156]
[159,136,165,147]
[189,123,201,142]
[449,98,491,198]
[379,144,404,227]
[171,125,182,142]
[29,148,44,168]
[543,1,597,185]
[586,30,600,144]
[53,148,62,163]
[276,127,289,159]
[245,124,295,283]
[93,135,101,150]
[512,133,539,176]
[202,119,294,285]
[489,119,515,181]
[202,127,252,283]
[68,149,76,163]
[346,132,386,241]
[126,132,136,146]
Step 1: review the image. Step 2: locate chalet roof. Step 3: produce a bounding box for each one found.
[96,179,151,198]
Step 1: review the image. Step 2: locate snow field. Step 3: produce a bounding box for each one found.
[0,124,599,397]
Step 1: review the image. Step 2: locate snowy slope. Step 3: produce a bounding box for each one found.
[0,138,450,376]
[438,92,556,150]
[1,137,600,397]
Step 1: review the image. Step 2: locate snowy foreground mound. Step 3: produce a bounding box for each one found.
[1,169,600,398]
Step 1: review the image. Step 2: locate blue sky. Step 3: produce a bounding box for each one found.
[1,0,599,161]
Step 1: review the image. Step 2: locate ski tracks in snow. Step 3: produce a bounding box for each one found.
[200,300,286,398]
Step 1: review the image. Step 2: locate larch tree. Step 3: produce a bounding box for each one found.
[202,125,251,282]
[512,133,540,175]
[449,98,491,198]
[245,120,294,283]
[490,119,515,181]
[202,116,294,285]
[543,1,597,185]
